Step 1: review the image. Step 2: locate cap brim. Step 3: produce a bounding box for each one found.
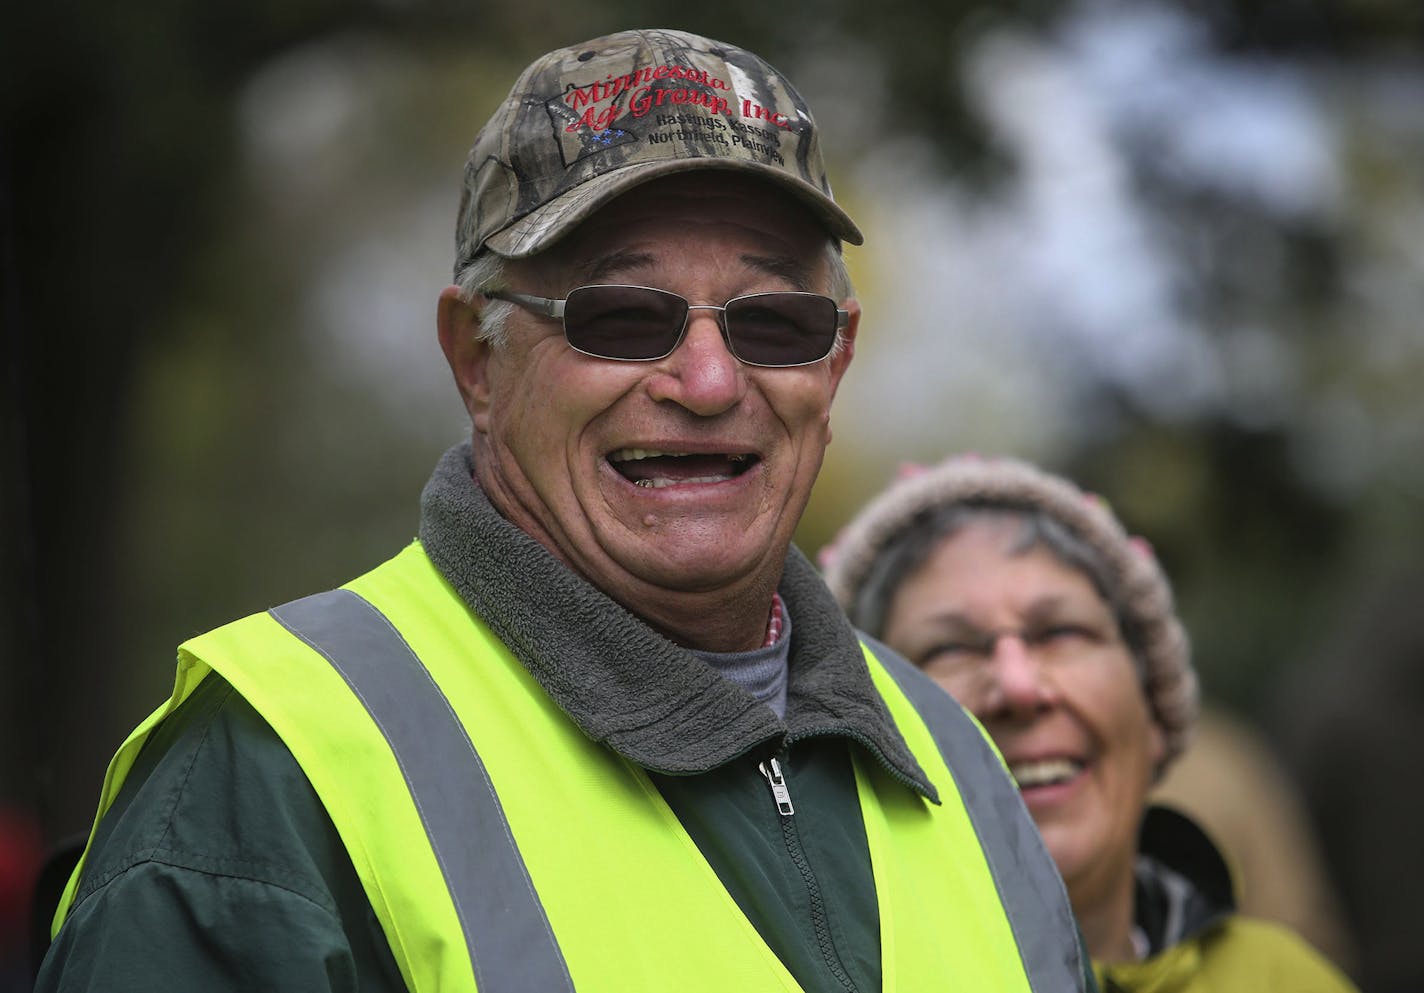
[483,158,863,258]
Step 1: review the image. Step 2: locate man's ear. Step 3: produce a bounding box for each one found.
[437,285,493,432]
[827,296,859,402]
[818,297,859,447]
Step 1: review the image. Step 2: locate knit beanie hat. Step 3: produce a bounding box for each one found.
[820,455,1198,771]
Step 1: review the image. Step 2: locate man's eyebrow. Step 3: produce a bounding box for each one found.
[566,250,817,291]
[572,250,656,285]
[743,254,814,291]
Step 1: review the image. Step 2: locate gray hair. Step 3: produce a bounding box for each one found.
[849,504,1152,681]
[454,252,518,346]
[454,242,855,355]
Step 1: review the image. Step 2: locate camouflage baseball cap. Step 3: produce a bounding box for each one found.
[454,28,862,270]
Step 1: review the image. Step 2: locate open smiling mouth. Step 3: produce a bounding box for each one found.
[1009,758,1085,790]
[607,449,759,489]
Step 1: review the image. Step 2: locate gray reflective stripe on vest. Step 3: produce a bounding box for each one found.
[270,589,575,993]
[863,634,1087,993]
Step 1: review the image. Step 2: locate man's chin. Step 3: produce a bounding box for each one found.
[595,533,782,597]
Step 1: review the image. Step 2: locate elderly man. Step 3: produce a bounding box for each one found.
[37,29,1093,993]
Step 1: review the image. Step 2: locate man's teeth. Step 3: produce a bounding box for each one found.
[1009,758,1082,789]
[612,448,675,462]
[611,448,752,487]
[633,476,732,488]
[609,448,749,462]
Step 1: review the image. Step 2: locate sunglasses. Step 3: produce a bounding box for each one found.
[487,284,849,367]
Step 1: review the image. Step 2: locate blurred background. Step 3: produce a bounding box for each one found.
[4,0,1421,988]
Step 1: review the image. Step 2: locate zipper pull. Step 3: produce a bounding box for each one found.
[758,757,795,816]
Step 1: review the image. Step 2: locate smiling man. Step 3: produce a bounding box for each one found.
[440,170,853,652]
[38,30,1094,993]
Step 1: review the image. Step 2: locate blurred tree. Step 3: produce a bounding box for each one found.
[2,0,501,836]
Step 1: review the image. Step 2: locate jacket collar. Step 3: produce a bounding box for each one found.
[418,443,934,798]
[1133,805,1237,954]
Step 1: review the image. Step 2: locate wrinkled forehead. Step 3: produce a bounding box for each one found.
[523,172,835,283]
[573,171,830,244]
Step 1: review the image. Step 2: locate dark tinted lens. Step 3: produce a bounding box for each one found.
[724,293,839,366]
[562,285,687,360]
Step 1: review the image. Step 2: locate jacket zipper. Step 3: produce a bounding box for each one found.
[758,753,859,993]
[758,757,795,815]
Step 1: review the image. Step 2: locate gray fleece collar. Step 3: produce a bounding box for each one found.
[417,443,933,796]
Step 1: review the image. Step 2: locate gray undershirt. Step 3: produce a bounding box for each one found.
[690,608,792,719]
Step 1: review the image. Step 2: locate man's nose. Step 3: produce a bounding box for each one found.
[647,311,746,415]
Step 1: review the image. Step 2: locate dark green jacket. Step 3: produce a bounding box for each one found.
[38,444,1093,993]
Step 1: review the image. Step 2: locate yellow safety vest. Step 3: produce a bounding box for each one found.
[56,542,1083,992]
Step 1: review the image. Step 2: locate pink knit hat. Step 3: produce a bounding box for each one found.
[821,455,1198,770]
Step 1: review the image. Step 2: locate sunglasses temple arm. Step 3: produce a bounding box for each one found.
[496,289,565,320]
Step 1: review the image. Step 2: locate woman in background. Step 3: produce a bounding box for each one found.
[821,455,1356,992]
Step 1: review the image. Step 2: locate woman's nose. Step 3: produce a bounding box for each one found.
[985,634,1055,718]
